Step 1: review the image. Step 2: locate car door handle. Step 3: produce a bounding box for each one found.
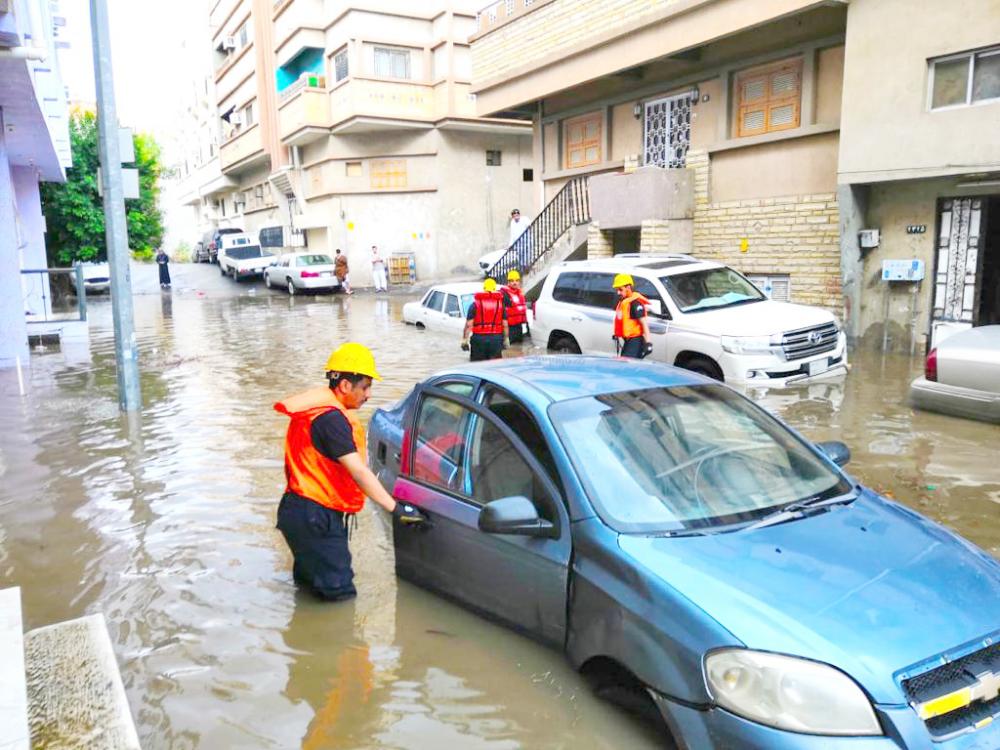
[570,315,583,322]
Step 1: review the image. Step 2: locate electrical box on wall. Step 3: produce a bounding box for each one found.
[882,259,925,282]
[859,229,880,248]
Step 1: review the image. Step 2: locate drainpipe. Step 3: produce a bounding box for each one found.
[0,0,48,61]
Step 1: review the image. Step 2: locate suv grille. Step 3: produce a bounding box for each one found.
[902,643,1000,739]
[780,322,839,361]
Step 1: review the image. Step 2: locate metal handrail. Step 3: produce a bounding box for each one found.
[21,266,88,323]
[487,175,590,280]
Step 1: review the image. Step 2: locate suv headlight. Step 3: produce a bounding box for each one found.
[705,649,881,736]
[720,335,775,355]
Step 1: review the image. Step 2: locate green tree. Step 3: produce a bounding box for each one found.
[41,109,165,266]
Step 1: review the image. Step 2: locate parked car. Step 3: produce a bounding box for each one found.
[69,261,111,294]
[533,255,847,387]
[263,253,340,295]
[192,230,213,263]
[208,227,245,264]
[368,356,1000,750]
[478,247,506,277]
[909,324,1000,423]
[217,239,274,281]
[402,282,481,333]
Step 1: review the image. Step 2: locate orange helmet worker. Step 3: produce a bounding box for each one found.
[612,274,652,359]
[501,269,530,345]
[461,278,509,361]
[273,343,424,601]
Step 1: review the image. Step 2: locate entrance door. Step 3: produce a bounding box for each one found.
[643,93,693,168]
[932,198,985,345]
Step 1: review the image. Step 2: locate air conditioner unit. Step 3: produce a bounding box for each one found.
[222,36,237,50]
[229,111,244,126]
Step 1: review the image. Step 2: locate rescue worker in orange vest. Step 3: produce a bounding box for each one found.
[274,342,425,601]
[461,278,509,361]
[501,269,530,344]
[612,273,653,359]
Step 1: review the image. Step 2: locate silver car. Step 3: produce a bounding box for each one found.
[909,325,1000,423]
[263,252,340,295]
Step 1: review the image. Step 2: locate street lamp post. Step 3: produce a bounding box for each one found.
[89,0,141,411]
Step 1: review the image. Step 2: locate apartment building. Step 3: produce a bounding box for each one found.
[196,0,532,285]
[470,0,1000,351]
[838,0,1000,351]
[0,0,71,368]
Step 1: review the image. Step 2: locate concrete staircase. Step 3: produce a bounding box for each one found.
[0,587,139,750]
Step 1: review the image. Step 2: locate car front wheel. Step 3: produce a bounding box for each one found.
[550,334,581,354]
[264,274,273,289]
[680,355,724,381]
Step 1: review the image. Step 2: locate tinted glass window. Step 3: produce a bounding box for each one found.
[469,415,552,518]
[297,254,333,266]
[424,291,445,311]
[552,272,587,304]
[444,294,460,316]
[581,273,618,310]
[412,395,469,493]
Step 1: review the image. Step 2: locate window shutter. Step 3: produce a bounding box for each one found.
[736,58,802,137]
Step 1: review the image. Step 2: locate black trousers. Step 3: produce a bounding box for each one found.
[276,492,356,601]
[508,322,529,344]
[470,333,503,361]
[620,336,647,359]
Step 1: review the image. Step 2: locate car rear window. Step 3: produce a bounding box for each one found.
[296,254,333,266]
[228,246,264,260]
[552,271,618,309]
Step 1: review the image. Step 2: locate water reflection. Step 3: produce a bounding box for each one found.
[0,270,997,748]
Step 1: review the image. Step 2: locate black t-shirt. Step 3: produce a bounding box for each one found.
[629,300,646,320]
[310,410,356,460]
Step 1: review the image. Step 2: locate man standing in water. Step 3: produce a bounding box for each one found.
[274,343,424,601]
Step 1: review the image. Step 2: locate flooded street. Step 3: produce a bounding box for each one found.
[1,262,998,749]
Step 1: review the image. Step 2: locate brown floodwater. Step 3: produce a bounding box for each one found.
[1,264,997,749]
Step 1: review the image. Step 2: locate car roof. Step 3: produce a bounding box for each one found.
[550,255,721,277]
[425,282,485,295]
[430,356,713,404]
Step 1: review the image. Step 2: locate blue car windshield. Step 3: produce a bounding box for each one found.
[550,385,850,534]
[660,268,764,313]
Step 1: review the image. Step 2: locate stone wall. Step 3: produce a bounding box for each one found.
[587,222,614,259]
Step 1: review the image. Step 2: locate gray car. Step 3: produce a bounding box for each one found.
[909,325,1000,423]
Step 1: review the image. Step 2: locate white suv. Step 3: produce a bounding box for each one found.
[532,255,848,387]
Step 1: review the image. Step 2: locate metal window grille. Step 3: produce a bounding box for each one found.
[334,49,349,82]
[748,273,791,302]
[643,93,692,168]
[486,150,502,166]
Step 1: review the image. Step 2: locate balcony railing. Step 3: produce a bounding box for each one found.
[279,74,325,102]
[278,87,330,144]
[329,78,435,127]
[219,124,265,172]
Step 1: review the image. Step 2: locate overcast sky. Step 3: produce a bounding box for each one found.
[57,0,204,163]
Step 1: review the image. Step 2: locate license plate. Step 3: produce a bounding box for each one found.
[808,358,829,376]
[322,271,332,277]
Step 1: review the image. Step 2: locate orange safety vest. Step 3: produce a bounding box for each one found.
[502,286,528,326]
[614,292,649,339]
[273,386,367,513]
[472,291,505,335]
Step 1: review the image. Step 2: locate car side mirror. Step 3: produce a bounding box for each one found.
[478,496,555,538]
[646,299,664,317]
[816,441,851,467]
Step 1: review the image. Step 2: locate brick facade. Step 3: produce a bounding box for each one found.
[587,221,614,259]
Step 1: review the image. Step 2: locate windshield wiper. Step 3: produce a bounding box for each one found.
[743,492,856,531]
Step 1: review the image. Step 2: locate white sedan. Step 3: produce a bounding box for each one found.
[403,282,482,333]
[264,253,341,295]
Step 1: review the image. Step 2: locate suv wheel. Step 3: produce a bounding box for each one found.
[550,333,581,354]
[680,355,724,381]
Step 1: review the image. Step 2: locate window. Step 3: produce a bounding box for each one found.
[237,24,248,48]
[930,47,1000,109]
[633,277,669,318]
[333,48,349,82]
[486,149,502,166]
[444,294,460,316]
[412,395,470,492]
[370,159,407,189]
[243,103,254,127]
[563,112,602,169]
[424,290,445,311]
[470,410,551,515]
[747,273,791,303]
[581,273,618,310]
[374,46,411,79]
[522,168,533,182]
[345,161,362,177]
[735,57,802,137]
[552,271,587,304]
[483,389,561,496]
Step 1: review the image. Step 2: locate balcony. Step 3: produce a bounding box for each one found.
[219,124,266,174]
[329,78,436,133]
[278,86,330,146]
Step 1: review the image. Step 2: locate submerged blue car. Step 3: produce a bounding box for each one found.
[368,356,1000,749]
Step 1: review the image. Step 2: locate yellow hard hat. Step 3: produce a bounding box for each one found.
[612,273,634,288]
[483,278,498,292]
[507,269,521,281]
[324,342,381,380]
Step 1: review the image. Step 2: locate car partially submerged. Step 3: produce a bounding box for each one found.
[368,356,1000,749]
[70,261,111,294]
[910,325,1000,423]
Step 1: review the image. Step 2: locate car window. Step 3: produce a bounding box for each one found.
[550,385,851,534]
[632,277,670,319]
[411,395,470,493]
[660,268,764,313]
[460,295,475,316]
[444,294,460,316]
[298,254,332,266]
[227,246,263,260]
[552,272,587,304]
[425,291,445,311]
[469,414,554,519]
[483,388,563,498]
[281,257,291,267]
[581,273,618,310]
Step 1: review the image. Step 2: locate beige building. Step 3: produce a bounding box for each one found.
[470,0,1000,351]
[196,0,533,285]
[838,0,1000,351]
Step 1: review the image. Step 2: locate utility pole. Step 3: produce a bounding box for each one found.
[89,0,141,411]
